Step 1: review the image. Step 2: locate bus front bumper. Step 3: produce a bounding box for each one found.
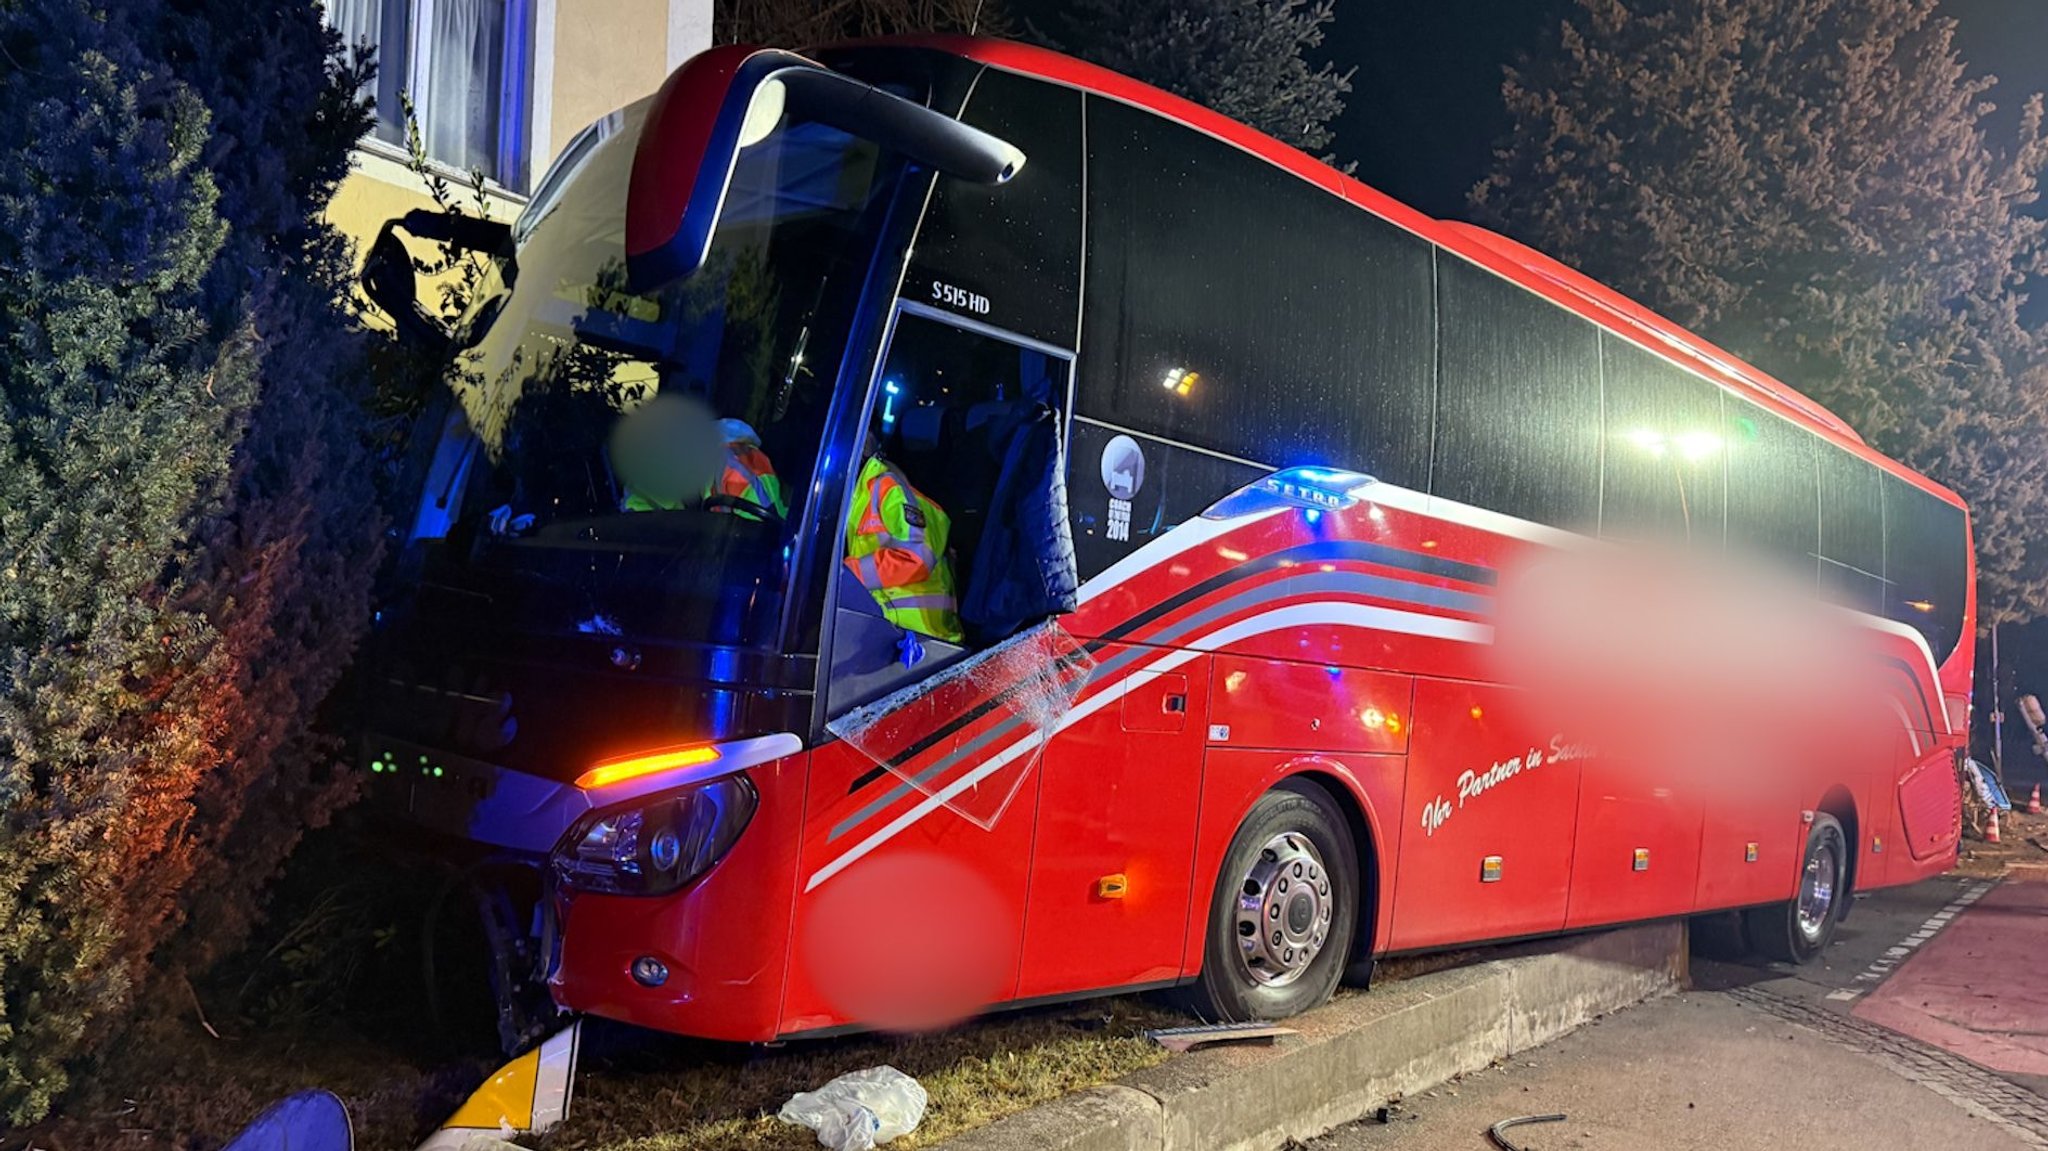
[546,753,809,1041]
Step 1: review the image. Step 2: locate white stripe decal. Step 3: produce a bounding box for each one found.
[1360,482,1589,549]
[836,474,1950,896]
[1858,614,1952,733]
[1078,506,1285,605]
[805,601,1489,892]
[806,650,1192,892]
[1888,698,1924,757]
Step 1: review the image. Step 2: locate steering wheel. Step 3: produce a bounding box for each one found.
[701,492,786,527]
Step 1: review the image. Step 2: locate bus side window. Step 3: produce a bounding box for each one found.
[1725,401,1820,587]
[1881,475,1968,660]
[1818,450,1886,616]
[1599,335,1727,548]
[1433,253,1602,531]
[1069,95,1433,580]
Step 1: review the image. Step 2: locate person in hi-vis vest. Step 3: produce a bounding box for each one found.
[844,435,963,643]
[622,417,785,519]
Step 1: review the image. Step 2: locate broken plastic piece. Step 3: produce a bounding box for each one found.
[1488,1112,1567,1151]
[777,1065,928,1150]
[415,1020,579,1151]
[222,1090,353,1151]
[1966,759,2013,812]
[828,621,1095,830]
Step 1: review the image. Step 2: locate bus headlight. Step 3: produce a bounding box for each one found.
[552,774,758,896]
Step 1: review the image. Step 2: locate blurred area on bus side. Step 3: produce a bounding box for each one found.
[1487,545,1905,794]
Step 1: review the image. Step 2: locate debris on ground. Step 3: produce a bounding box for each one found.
[777,1065,928,1150]
[1965,759,2013,812]
[416,1021,579,1151]
[221,1090,353,1151]
[1144,1022,1298,1052]
[1487,1111,1567,1151]
[1957,804,2048,877]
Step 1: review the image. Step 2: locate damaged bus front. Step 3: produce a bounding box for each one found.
[361,45,1061,1047]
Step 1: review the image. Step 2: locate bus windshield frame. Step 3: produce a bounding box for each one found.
[420,93,921,652]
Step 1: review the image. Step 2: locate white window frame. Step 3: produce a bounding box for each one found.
[335,0,554,200]
[667,0,711,72]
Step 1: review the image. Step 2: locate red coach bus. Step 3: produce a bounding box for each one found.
[362,36,1973,1047]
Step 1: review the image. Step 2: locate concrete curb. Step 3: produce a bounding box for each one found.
[941,922,1686,1151]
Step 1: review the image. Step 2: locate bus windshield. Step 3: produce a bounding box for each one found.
[432,99,903,645]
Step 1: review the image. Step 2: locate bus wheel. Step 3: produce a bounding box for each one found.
[1188,779,1359,1022]
[1745,813,1846,965]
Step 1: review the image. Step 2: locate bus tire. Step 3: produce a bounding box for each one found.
[1186,779,1359,1023]
[1744,813,1847,965]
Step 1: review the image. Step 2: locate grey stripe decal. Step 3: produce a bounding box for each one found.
[827,641,1153,842]
[827,569,1489,841]
[1149,570,1491,646]
[829,708,1040,840]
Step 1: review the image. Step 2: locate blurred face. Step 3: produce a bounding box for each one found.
[609,393,723,506]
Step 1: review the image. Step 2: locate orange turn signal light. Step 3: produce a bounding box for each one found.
[577,744,720,790]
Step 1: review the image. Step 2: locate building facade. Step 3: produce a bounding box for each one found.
[324,0,713,258]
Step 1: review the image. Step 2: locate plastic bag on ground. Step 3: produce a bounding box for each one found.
[777,1065,928,1151]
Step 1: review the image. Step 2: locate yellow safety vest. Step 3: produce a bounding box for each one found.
[844,457,963,643]
[622,444,785,517]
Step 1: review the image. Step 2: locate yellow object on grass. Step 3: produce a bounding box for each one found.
[415,1021,580,1150]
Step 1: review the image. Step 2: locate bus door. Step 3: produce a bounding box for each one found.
[790,301,1086,1023]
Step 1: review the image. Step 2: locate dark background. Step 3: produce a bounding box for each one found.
[1329,0,2048,221]
[1000,1,2048,217]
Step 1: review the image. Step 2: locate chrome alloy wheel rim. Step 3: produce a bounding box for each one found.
[1234,832,1334,987]
[1796,840,1839,942]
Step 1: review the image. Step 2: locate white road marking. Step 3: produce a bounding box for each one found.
[1839,880,1995,997]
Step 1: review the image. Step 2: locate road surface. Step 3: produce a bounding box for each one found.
[1312,873,2048,1150]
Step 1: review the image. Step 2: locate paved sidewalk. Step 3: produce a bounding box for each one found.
[1309,991,2035,1150]
[1854,877,2048,1079]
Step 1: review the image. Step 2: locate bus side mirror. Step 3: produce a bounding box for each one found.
[625,47,1026,294]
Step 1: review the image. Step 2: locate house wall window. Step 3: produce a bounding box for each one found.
[329,0,537,192]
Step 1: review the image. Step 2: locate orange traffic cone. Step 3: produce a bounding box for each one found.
[1988,810,2003,844]
[2030,785,2042,815]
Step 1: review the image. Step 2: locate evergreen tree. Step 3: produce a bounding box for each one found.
[0,0,252,1120]
[1040,0,1353,154]
[0,0,380,1121]
[127,0,384,985]
[718,0,1000,45]
[1472,0,2048,624]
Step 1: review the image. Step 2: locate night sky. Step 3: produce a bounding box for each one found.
[1329,0,2048,222]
